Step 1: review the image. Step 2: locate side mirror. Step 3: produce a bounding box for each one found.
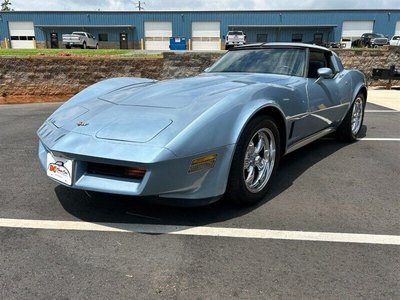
[318,67,333,78]
[315,68,333,83]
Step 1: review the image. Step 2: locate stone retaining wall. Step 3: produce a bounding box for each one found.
[0,47,399,103]
[335,47,400,86]
[0,56,163,102]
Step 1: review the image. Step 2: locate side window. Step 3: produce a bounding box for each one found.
[330,55,341,74]
[335,56,344,71]
[308,50,336,78]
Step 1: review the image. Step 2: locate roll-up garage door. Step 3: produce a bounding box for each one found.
[192,22,221,51]
[395,21,400,36]
[144,22,172,51]
[9,21,35,49]
[342,21,374,40]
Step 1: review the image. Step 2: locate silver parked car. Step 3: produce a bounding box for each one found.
[62,32,99,49]
[38,43,367,206]
[389,35,400,46]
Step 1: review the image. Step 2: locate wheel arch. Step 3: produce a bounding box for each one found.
[357,85,368,103]
[237,104,288,157]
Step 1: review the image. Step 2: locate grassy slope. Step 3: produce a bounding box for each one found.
[0,48,162,57]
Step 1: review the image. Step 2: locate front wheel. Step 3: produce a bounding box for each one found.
[225,116,281,205]
[82,42,87,49]
[336,93,365,142]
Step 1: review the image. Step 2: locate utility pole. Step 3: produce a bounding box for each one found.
[135,1,145,11]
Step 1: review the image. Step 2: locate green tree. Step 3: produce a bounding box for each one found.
[1,0,13,11]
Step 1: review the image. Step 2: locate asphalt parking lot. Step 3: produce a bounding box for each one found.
[0,94,399,299]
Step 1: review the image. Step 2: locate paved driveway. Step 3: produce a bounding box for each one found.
[0,95,399,299]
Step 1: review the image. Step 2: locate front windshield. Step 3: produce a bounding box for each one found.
[207,48,306,77]
[228,31,243,35]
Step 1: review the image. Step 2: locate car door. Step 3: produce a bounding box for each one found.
[304,49,352,136]
[87,33,95,48]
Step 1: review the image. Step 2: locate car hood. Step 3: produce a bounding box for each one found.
[44,73,287,148]
[98,73,284,108]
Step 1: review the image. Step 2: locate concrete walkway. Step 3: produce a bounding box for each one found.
[368,89,400,111]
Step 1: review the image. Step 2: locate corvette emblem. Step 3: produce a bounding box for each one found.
[77,121,89,127]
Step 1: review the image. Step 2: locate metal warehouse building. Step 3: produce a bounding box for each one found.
[0,9,399,50]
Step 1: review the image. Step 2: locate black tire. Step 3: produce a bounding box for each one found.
[225,115,281,205]
[82,42,87,49]
[336,93,366,142]
[96,44,99,49]
[65,45,71,49]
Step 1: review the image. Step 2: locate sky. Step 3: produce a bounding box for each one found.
[7,0,400,11]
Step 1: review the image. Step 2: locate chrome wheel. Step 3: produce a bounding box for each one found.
[351,96,364,135]
[243,128,276,193]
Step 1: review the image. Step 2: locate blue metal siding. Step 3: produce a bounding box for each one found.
[1,10,400,45]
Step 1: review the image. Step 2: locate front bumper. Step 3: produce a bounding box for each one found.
[226,42,245,46]
[38,123,235,201]
[63,42,83,46]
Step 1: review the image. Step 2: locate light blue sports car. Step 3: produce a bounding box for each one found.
[38,43,367,206]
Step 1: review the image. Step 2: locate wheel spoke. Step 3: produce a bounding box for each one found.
[254,136,264,154]
[245,166,255,185]
[255,158,266,171]
[247,141,255,155]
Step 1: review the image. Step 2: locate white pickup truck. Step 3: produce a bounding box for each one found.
[62,32,99,49]
[225,31,246,49]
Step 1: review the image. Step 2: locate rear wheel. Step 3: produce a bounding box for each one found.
[336,93,365,142]
[226,116,281,205]
[65,45,71,49]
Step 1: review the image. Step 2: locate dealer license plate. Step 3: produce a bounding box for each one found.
[47,153,73,186]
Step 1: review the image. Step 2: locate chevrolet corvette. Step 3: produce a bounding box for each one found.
[38,43,367,205]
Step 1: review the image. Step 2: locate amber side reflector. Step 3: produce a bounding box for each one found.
[87,162,146,180]
[189,154,217,173]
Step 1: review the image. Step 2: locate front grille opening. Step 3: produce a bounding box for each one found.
[87,162,146,180]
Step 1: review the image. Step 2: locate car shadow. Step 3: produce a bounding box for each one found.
[55,126,367,230]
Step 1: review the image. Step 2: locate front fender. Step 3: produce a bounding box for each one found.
[165,89,287,158]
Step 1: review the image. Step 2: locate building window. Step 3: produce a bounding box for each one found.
[10,36,35,41]
[256,34,268,43]
[314,33,323,45]
[98,33,108,42]
[292,33,303,42]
